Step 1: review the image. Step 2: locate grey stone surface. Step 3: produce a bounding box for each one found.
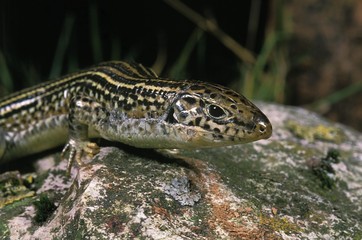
[0,103,361,239]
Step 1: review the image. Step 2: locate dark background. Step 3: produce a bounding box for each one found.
[0,1,268,88]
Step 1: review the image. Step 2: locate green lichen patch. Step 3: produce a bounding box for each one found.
[309,149,340,189]
[0,222,10,237]
[259,214,301,234]
[285,120,345,143]
[149,192,184,216]
[33,194,57,224]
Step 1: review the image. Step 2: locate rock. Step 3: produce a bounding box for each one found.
[0,103,362,239]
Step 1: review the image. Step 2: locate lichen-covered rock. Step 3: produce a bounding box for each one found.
[0,103,361,239]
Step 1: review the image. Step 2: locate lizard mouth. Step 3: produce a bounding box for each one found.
[180,124,271,147]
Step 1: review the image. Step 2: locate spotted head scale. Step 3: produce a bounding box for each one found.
[162,81,272,148]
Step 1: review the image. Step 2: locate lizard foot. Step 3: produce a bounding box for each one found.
[61,139,100,174]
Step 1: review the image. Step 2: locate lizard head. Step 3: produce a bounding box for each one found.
[165,82,272,147]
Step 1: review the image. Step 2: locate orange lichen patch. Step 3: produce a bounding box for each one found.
[175,155,300,238]
[152,205,171,221]
[208,203,259,238]
[180,156,279,239]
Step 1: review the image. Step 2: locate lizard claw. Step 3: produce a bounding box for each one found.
[61,139,100,174]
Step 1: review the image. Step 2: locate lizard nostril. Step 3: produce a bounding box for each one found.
[253,113,272,138]
[259,122,267,133]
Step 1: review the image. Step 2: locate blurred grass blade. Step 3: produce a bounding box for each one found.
[0,50,13,94]
[111,37,121,60]
[89,2,103,62]
[49,14,75,78]
[252,32,278,86]
[242,32,278,99]
[164,0,255,65]
[307,82,362,113]
[66,44,79,73]
[169,28,203,79]
[246,0,261,51]
[151,36,167,75]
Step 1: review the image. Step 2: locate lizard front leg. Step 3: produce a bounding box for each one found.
[62,96,101,173]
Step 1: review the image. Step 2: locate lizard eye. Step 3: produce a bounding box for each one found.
[207,104,227,119]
